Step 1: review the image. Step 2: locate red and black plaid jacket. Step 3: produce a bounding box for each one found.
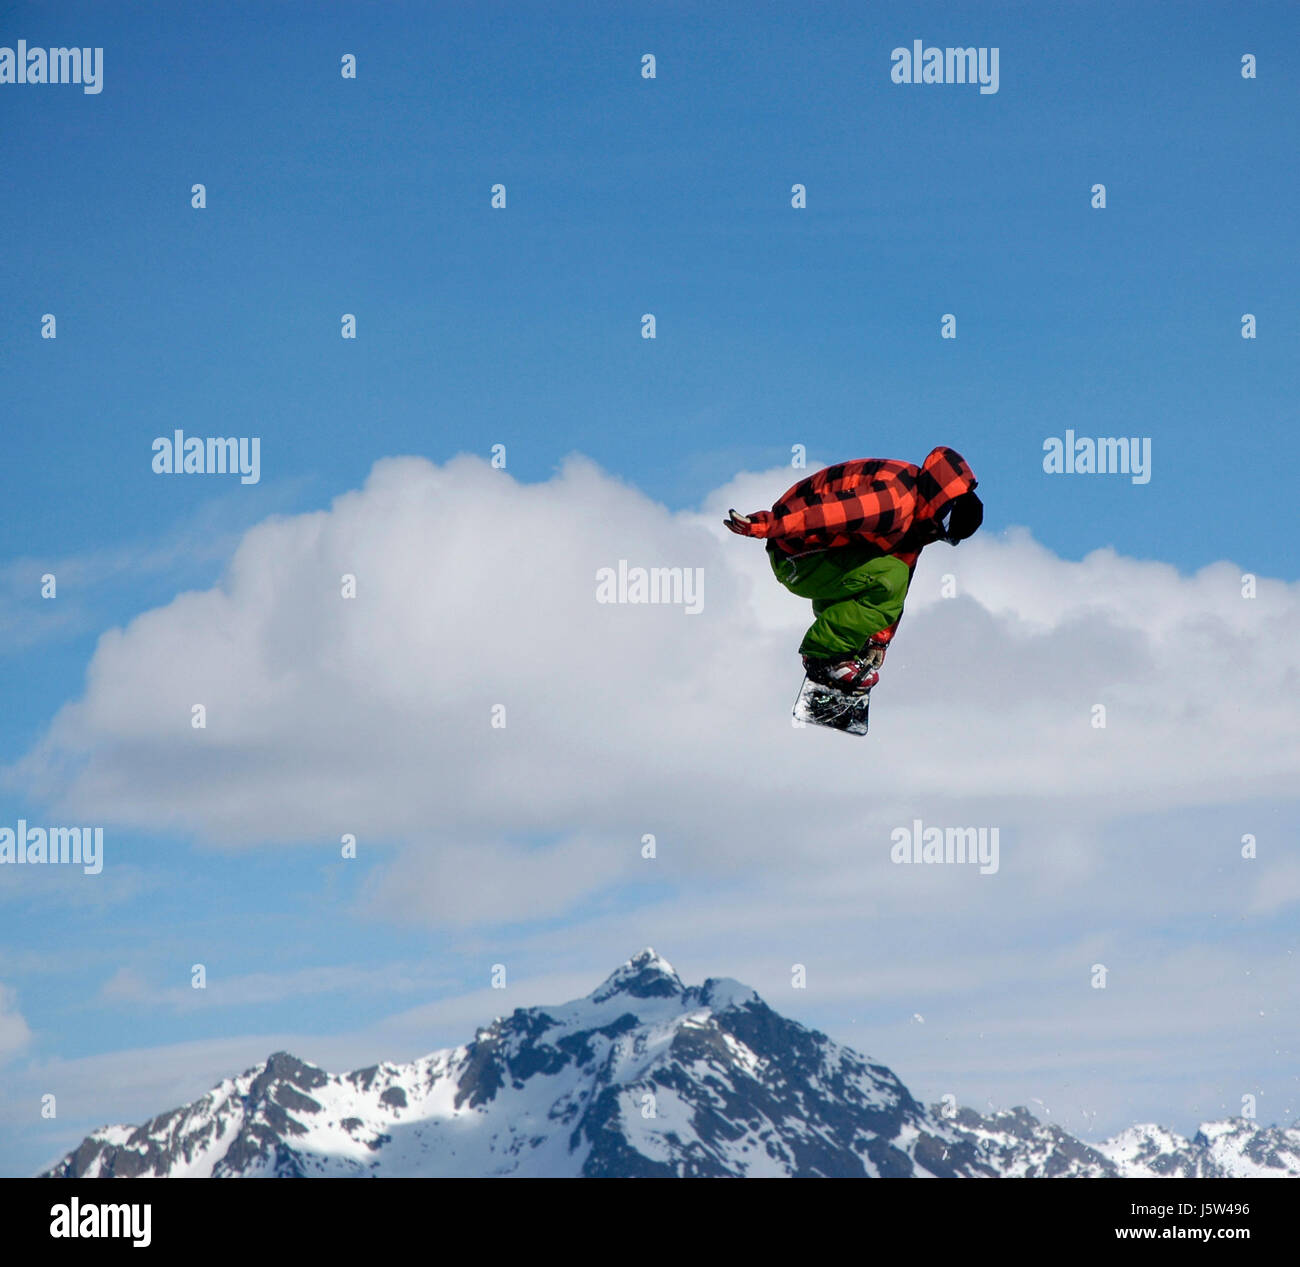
[735,447,977,562]
[733,446,978,640]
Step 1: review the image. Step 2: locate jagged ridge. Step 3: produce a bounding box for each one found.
[41,949,1300,1179]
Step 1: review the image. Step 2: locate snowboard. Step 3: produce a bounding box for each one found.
[792,675,871,735]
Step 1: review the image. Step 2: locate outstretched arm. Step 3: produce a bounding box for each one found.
[724,474,901,546]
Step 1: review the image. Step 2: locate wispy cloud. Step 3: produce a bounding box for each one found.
[0,984,31,1060]
[94,961,450,1013]
[0,476,313,654]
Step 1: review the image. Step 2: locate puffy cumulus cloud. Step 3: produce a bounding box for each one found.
[11,454,1300,926]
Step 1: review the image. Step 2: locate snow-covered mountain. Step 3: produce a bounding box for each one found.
[1099,1119,1300,1178]
[42,950,1300,1178]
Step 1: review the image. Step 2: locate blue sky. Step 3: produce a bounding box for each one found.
[1,1,1297,1176]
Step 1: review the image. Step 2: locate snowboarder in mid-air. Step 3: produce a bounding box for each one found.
[724,447,982,729]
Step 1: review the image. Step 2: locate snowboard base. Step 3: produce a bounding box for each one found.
[793,675,871,735]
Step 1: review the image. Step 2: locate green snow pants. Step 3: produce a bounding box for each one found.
[768,543,911,659]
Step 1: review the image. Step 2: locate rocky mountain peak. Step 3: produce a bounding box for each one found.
[589,947,684,1003]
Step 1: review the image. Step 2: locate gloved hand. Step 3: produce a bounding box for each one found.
[723,508,776,538]
[860,640,888,672]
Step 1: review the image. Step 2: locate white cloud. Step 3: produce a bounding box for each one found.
[9,453,1298,930]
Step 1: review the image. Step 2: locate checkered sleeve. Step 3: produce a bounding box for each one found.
[764,463,907,547]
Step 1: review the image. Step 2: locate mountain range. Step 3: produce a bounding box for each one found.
[42,949,1300,1178]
